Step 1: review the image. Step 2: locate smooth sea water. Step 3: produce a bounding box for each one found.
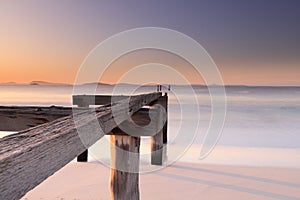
[1,84,300,167]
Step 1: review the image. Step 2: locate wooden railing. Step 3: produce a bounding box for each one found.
[0,92,167,200]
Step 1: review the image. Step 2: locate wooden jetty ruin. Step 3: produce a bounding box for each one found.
[0,92,168,200]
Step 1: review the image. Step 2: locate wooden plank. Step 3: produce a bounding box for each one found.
[73,95,129,106]
[0,92,161,200]
[0,106,156,132]
[110,135,140,200]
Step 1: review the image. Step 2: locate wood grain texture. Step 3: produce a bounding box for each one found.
[110,135,140,200]
[151,105,164,165]
[0,92,161,200]
[73,95,129,106]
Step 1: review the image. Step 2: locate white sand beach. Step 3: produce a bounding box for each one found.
[22,161,300,200]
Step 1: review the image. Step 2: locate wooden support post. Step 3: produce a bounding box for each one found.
[152,93,168,144]
[151,106,163,165]
[76,102,89,162]
[161,93,168,144]
[77,149,88,162]
[110,135,140,200]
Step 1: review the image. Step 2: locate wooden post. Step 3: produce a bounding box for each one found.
[77,149,88,162]
[77,101,89,162]
[110,135,140,200]
[151,106,163,165]
[161,93,168,144]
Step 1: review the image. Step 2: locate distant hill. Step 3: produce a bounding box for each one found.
[79,82,112,86]
[0,82,17,85]
[29,81,72,86]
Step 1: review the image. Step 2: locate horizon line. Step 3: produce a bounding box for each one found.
[0,81,300,87]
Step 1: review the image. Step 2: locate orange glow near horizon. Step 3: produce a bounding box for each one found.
[1,50,300,86]
[1,31,300,86]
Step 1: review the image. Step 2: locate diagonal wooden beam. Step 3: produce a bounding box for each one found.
[0,92,161,200]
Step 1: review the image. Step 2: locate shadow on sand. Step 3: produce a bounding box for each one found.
[154,164,300,200]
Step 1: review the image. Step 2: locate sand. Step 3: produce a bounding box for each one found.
[22,162,300,200]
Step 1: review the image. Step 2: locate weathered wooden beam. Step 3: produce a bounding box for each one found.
[110,135,140,200]
[0,92,161,200]
[73,95,129,106]
[0,106,155,133]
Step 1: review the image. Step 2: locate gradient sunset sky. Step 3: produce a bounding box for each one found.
[1,0,299,86]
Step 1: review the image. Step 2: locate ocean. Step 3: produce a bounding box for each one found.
[0,84,300,168]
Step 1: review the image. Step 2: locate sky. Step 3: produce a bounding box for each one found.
[0,0,299,86]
